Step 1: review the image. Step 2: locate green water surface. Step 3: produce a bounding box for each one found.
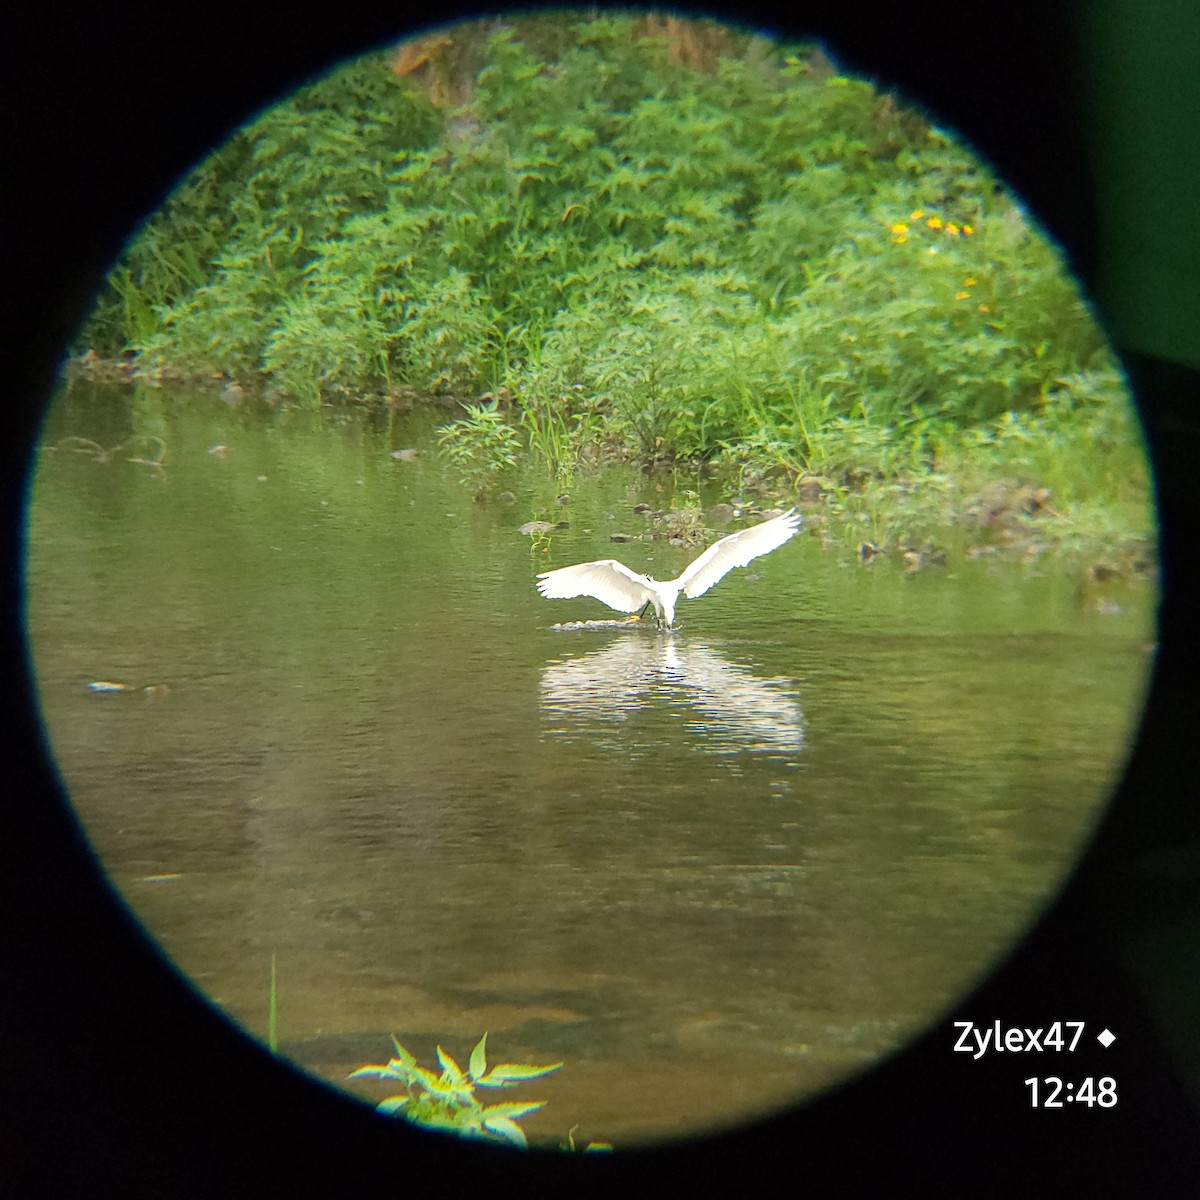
[24,381,1155,1143]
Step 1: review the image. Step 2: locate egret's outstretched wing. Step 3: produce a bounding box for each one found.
[677,508,801,599]
[536,559,654,614]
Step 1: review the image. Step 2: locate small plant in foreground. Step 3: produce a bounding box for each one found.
[267,953,278,1053]
[565,1124,614,1153]
[349,1033,562,1147]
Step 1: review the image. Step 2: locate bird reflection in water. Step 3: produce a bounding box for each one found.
[539,636,804,756]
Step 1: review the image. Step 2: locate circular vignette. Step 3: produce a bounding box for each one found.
[5,2,1196,1196]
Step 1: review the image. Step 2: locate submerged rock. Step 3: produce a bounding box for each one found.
[796,474,826,503]
[550,618,646,631]
[962,479,1055,529]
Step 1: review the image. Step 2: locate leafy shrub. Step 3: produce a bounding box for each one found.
[86,13,1144,545]
[436,398,521,496]
[349,1033,562,1147]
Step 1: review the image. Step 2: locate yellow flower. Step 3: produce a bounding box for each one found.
[910,209,925,220]
[978,303,991,313]
[890,222,909,235]
[926,216,943,230]
[945,222,960,236]
[963,276,977,286]
[954,291,970,300]
[963,224,975,236]
[892,233,908,244]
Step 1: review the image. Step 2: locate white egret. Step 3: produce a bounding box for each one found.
[536,507,801,629]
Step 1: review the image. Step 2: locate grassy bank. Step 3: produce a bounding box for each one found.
[74,13,1154,574]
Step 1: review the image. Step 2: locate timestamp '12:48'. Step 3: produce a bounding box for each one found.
[1025,1077,1117,1108]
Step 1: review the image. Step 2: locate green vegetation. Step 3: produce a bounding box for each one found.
[77,13,1153,567]
[268,954,278,1053]
[348,1033,568,1148]
[436,398,521,497]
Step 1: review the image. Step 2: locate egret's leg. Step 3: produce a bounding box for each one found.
[623,602,650,624]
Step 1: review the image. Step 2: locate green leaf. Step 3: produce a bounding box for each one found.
[468,1033,488,1082]
[481,1115,528,1147]
[479,1061,563,1087]
[480,1101,545,1121]
[436,1046,465,1084]
[423,1076,473,1104]
[347,1065,397,1082]
[389,1036,417,1069]
[410,1065,442,1090]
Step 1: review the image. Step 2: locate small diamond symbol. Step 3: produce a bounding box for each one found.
[1097,1028,1116,1048]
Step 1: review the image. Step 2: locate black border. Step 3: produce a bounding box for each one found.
[4,3,1198,1195]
